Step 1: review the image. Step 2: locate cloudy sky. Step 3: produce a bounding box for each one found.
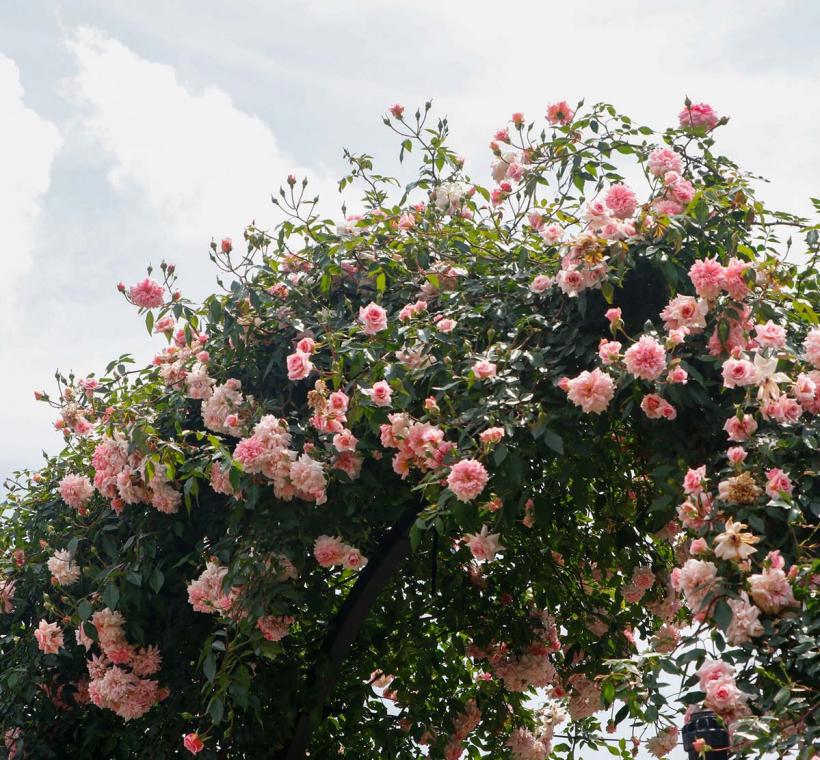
[1,2,818,755]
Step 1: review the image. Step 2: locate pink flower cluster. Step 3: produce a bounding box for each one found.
[646,726,679,758]
[187,560,240,616]
[697,659,750,725]
[313,535,367,570]
[256,615,295,642]
[566,674,603,720]
[621,565,656,604]
[380,413,454,479]
[92,435,181,515]
[443,699,481,760]
[506,726,551,760]
[233,415,328,503]
[84,608,167,720]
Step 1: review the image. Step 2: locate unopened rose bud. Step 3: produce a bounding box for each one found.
[221,237,232,253]
[167,264,175,274]
[389,103,404,119]
[34,390,44,400]
[117,282,126,292]
[512,111,525,126]
[172,291,182,301]
[287,174,297,186]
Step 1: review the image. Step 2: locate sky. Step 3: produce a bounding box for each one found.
[1,1,818,756]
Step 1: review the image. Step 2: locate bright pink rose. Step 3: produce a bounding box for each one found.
[605,307,622,327]
[183,734,205,754]
[679,102,720,129]
[358,302,388,335]
[624,336,667,380]
[129,278,164,309]
[286,350,314,381]
[683,466,707,495]
[667,366,688,384]
[604,183,637,219]
[447,459,490,502]
[566,368,615,414]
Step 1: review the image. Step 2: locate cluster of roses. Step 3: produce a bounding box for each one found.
[232,414,327,504]
[307,380,364,481]
[34,608,167,722]
[90,433,181,515]
[504,702,567,760]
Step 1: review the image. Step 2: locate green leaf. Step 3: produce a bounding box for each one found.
[149,568,165,594]
[102,584,120,611]
[542,429,564,455]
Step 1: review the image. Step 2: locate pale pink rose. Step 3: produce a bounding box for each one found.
[546,101,574,125]
[363,380,392,407]
[764,467,793,499]
[296,337,315,354]
[313,535,348,567]
[463,525,505,562]
[605,307,622,326]
[540,225,563,245]
[398,300,427,322]
[794,372,818,407]
[696,659,735,690]
[660,295,708,331]
[726,446,747,464]
[333,430,358,453]
[290,454,326,504]
[646,727,679,758]
[723,414,758,442]
[683,466,707,495]
[748,566,795,614]
[183,733,205,754]
[447,459,490,502]
[640,394,677,420]
[754,320,785,348]
[726,592,764,645]
[651,623,680,654]
[343,548,367,570]
[652,197,685,216]
[424,396,438,411]
[667,366,688,384]
[689,258,725,299]
[583,199,610,227]
[529,274,552,293]
[722,257,751,301]
[327,390,349,415]
[556,269,586,295]
[358,302,388,335]
[129,278,164,308]
[0,580,16,613]
[803,328,820,368]
[437,318,457,333]
[59,473,94,511]
[286,350,313,381]
[527,211,543,229]
[679,102,720,129]
[667,328,688,347]
[472,360,497,379]
[624,336,667,380]
[721,357,757,388]
[632,566,656,591]
[47,549,80,586]
[667,175,696,204]
[676,559,718,615]
[35,619,64,654]
[598,339,621,365]
[690,538,709,555]
[604,183,637,219]
[566,368,615,414]
[479,427,505,444]
[705,676,747,717]
[506,162,525,182]
[648,147,682,177]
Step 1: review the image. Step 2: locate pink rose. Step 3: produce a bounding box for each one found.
[529,275,552,293]
[479,427,505,444]
[286,350,314,381]
[604,183,637,219]
[648,147,682,177]
[359,302,388,335]
[129,278,164,309]
[364,380,392,407]
[689,258,725,299]
[472,360,497,379]
[333,430,358,453]
[723,414,758,442]
[314,535,348,567]
[546,100,574,126]
[679,102,720,129]
[566,368,615,414]
[183,733,205,755]
[726,446,747,464]
[754,320,786,348]
[447,459,490,502]
[296,337,315,354]
[624,336,667,381]
[721,358,757,389]
[389,104,404,119]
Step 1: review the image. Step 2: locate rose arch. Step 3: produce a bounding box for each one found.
[1,99,818,759]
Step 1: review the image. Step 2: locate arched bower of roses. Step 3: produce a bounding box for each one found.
[1,100,818,760]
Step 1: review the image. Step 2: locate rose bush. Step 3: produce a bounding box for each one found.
[0,98,818,759]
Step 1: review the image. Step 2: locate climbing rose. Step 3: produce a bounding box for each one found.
[447,459,489,502]
[129,278,164,309]
[623,336,667,380]
[748,566,795,615]
[58,473,94,511]
[34,619,64,654]
[765,468,793,499]
[313,536,348,567]
[286,350,314,381]
[723,414,758,442]
[678,102,719,129]
[689,258,725,299]
[722,357,758,389]
[463,525,505,562]
[546,101,574,125]
[183,733,205,754]
[804,327,820,368]
[726,592,764,645]
[566,369,615,414]
[713,518,759,561]
[472,360,497,379]
[640,394,676,420]
[479,427,505,444]
[604,183,637,219]
[755,320,786,348]
[358,302,388,335]
[646,726,679,758]
[363,380,392,407]
[47,549,81,586]
[647,147,682,177]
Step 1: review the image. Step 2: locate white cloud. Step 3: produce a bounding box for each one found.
[64,26,334,256]
[0,53,61,325]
